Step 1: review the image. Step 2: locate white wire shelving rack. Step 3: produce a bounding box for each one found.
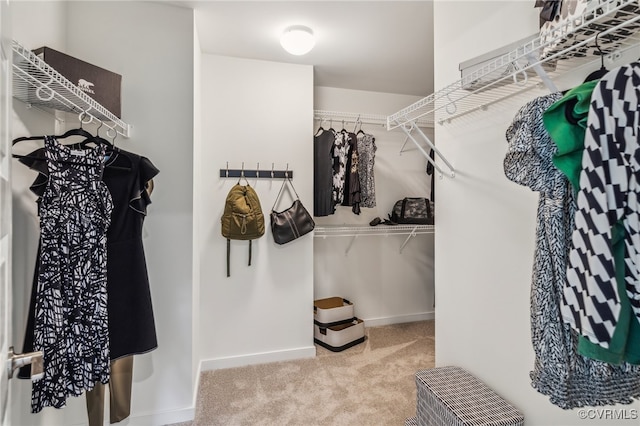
[11,40,131,138]
[385,0,640,178]
[314,109,433,129]
[388,0,640,130]
[314,224,434,255]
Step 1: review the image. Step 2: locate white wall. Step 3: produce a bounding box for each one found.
[191,12,203,399]
[313,86,435,326]
[433,1,640,425]
[10,2,195,425]
[197,54,315,370]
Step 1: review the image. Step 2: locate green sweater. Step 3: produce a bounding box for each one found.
[543,81,640,365]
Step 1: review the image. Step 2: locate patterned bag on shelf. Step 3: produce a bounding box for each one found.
[388,197,433,225]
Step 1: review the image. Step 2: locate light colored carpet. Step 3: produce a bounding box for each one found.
[176,320,435,426]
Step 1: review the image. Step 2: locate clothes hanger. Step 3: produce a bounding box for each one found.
[314,118,327,137]
[12,111,96,146]
[583,32,609,83]
[352,116,361,133]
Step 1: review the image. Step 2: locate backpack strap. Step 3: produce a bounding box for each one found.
[228,239,254,277]
[227,239,231,277]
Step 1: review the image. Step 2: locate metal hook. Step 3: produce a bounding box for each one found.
[36,85,55,102]
[35,76,55,102]
[271,163,275,179]
[445,94,457,115]
[241,162,245,178]
[226,162,229,178]
[79,111,94,128]
[595,32,606,69]
[511,62,528,87]
[256,162,260,178]
[285,163,289,179]
[96,119,104,136]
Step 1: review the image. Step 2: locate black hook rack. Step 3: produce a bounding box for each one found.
[220,163,294,179]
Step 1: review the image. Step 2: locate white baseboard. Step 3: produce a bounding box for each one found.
[201,346,317,371]
[362,311,435,328]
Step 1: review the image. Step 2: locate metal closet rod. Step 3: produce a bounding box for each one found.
[314,109,433,128]
[219,163,294,179]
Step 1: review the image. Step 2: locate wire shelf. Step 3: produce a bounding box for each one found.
[314,224,434,238]
[11,40,130,137]
[314,224,434,254]
[387,0,640,129]
[315,109,433,130]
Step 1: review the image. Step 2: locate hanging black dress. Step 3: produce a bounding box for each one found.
[314,128,336,216]
[100,147,159,359]
[31,136,113,412]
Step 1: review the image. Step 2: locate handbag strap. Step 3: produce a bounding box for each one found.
[272,176,300,210]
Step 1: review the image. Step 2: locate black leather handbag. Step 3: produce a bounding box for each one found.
[270,177,315,245]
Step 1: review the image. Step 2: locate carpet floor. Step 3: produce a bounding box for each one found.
[169,320,435,426]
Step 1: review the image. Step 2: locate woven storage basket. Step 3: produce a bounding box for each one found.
[415,366,524,426]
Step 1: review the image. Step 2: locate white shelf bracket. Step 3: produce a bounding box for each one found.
[399,122,455,178]
[399,125,413,155]
[525,52,558,93]
[345,235,357,255]
[399,226,419,253]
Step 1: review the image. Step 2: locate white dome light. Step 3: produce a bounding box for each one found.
[280,25,315,56]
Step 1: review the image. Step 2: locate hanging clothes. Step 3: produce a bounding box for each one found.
[16,143,159,421]
[504,93,640,409]
[99,147,159,360]
[427,148,435,202]
[332,129,350,206]
[30,136,113,412]
[341,131,361,215]
[543,79,640,365]
[85,356,133,425]
[314,127,336,216]
[356,131,377,208]
[560,63,640,351]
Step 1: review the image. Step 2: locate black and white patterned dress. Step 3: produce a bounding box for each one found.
[563,63,640,349]
[356,132,376,208]
[332,130,350,205]
[31,136,113,412]
[505,93,640,409]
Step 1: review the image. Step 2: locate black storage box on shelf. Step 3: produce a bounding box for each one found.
[33,46,122,118]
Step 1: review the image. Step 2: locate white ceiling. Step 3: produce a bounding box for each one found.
[173,1,434,97]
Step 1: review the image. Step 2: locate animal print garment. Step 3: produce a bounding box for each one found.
[332,130,350,205]
[31,136,113,412]
[505,93,640,409]
[357,132,377,208]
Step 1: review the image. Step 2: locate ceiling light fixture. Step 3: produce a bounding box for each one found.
[280,25,315,56]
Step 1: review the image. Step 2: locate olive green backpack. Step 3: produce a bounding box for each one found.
[221,183,265,277]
